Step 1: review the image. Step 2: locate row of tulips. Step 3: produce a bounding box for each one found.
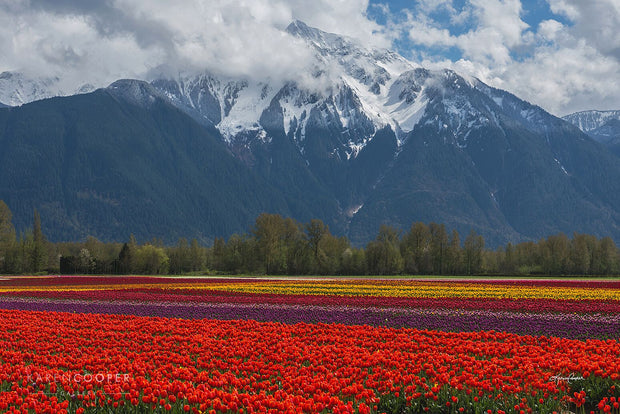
[0,276,618,412]
[3,287,620,314]
[0,309,619,413]
[0,278,619,339]
[179,281,620,301]
[1,297,619,340]
[2,277,620,300]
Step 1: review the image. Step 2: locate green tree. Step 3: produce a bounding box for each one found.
[304,219,348,274]
[445,230,462,275]
[514,241,541,274]
[134,244,169,274]
[31,209,48,272]
[463,229,484,275]
[189,238,206,272]
[282,219,310,274]
[366,225,403,275]
[500,242,517,274]
[594,237,619,275]
[0,201,16,272]
[341,248,367,275]
[211,237,226,272]
[253,213,287,274]
[401,222,431,274]
[118,237,136,274]
[570,233,593,275]
[78,248,95,273]
[305,219,327,270]
[429,223,448,274]
[317,233,349,275]
[222,234,249,273]
[168,238,191,274]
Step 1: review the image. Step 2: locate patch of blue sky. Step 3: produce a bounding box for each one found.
[367,0,573,62]
[520,0,572,28]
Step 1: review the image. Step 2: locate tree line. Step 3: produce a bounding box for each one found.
[1,202,619,276]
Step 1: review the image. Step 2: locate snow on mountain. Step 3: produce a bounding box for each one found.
[1,21,542,161]
[474,81,560,134]
[147,20,564,160]
[564,110,620,146]
[0,71,94,106]
[563,110,620,133]
[151,74,277,145]
[563,110,620,157]
[148,20,431,156]
[1,21,576,164]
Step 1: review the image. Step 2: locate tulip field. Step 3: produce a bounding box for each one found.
[0,276,619,413]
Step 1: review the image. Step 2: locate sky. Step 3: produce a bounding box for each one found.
[0,0,618,116]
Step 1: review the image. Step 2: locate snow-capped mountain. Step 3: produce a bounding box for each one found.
[3,21,620,246]
[149,21,423,156]
[147,21,564,165]
[0,71,94,107]
[141,23,620,245]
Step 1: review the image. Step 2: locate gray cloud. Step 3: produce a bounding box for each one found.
[0,0,617,115]
[0,0,385,89]
[26,0,177,56]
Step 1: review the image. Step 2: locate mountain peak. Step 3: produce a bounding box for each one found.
[107,79,165,107]
[285,20,313,37]
[285,20,352,56]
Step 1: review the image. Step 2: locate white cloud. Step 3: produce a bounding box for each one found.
[537,19,564,42]
[547,0,620,61]
[395,0,620,115]
[0,0,385,89]
[0,0,618,115]
[547,0,580,20]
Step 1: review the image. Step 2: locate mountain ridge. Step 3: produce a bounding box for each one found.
[2,22,620,246]
[563,110,620,157]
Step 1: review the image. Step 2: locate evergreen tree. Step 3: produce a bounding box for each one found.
[118,241,135,274]
[0,201,16,273]
[31,209,47,272]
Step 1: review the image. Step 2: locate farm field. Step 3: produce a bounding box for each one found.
[0,276,618,413]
